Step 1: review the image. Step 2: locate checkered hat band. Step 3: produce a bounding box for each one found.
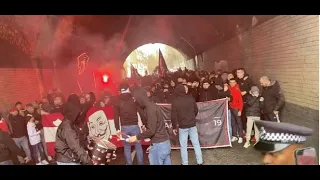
[260,132,306,143]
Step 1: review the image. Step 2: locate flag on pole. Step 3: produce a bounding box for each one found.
[130,63,136,78]
[158,49,168,77]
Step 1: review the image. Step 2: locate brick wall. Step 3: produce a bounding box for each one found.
[0,68,54,111]
[202,15,319,149]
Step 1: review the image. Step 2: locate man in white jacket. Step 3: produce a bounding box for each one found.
[26,114,49,165]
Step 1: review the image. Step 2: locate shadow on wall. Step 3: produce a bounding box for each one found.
[214,60,228,72]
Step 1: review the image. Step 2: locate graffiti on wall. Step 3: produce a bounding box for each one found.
[77,52,89,75]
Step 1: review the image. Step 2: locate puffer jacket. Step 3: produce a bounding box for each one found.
[245,95,263,117]
[55,94,92,165]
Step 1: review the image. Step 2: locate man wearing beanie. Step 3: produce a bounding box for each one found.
[113,82,146,165]
[244,86,264,148]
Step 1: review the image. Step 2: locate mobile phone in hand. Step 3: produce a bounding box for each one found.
[295,147,318,165]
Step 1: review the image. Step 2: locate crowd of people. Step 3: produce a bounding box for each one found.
[0,66,287,165]
[131,67,285,147]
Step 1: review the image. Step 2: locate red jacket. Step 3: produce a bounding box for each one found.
[229,84,243,112]
[0,118,10,134]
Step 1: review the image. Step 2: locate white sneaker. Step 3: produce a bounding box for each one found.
[41,160,49,165]
[36,162,43,165]
[238,137,243,144]
[48,156,53,161]
[231,136,238,142]
[243,142,250,148]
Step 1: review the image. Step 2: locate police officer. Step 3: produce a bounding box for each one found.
[253,120,314,165]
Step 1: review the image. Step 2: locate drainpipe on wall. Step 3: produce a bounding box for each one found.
[31,56,45,97]
[181,36,197,70]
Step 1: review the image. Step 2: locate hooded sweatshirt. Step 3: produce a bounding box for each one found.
[229,84,243,112]
[171,84,198,129]
[55,95,92,165]
[132,87,169,143]
[113,92,146,131]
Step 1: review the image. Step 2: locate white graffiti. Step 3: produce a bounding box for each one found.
[164,121,172,129]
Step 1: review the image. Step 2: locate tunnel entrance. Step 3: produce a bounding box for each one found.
[123,43,187,78]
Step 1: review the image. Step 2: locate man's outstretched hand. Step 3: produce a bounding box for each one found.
[24,157,31,163]
[141,125,147,132]
[173,129,178,136]
[116,130,122,139]
[128,136,138,143]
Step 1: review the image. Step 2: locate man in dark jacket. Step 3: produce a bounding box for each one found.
[243,86,263,148]
[128,87,171,165]
[236,68,254,99]
[162,83,174,103]
[171,84,203,165]
[0,129,30,165]
[69,93,90,154]
[198,80,218,102]
[55,96,92,165]
[236,68,255,133]
[8,108,32,164]
[189,80,200,101]
[260,76,285,122]
[113,82,146,165]
[145,87,161,103]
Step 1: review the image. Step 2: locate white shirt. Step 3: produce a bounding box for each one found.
[27,122,41,145]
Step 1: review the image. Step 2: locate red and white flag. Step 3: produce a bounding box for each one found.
[42,106,149,157]
[42,113,64,157]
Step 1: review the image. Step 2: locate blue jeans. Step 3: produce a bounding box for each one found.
[228,110,232,140]
[0,160,13,165]
[149,140,171,165]
[179,126,203,165]
[122,125,144,165]
[13,136,32,163]
[40,129,49,158]
[31,143,46,163]
[57,162,81,165]
[230,109,243,137]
